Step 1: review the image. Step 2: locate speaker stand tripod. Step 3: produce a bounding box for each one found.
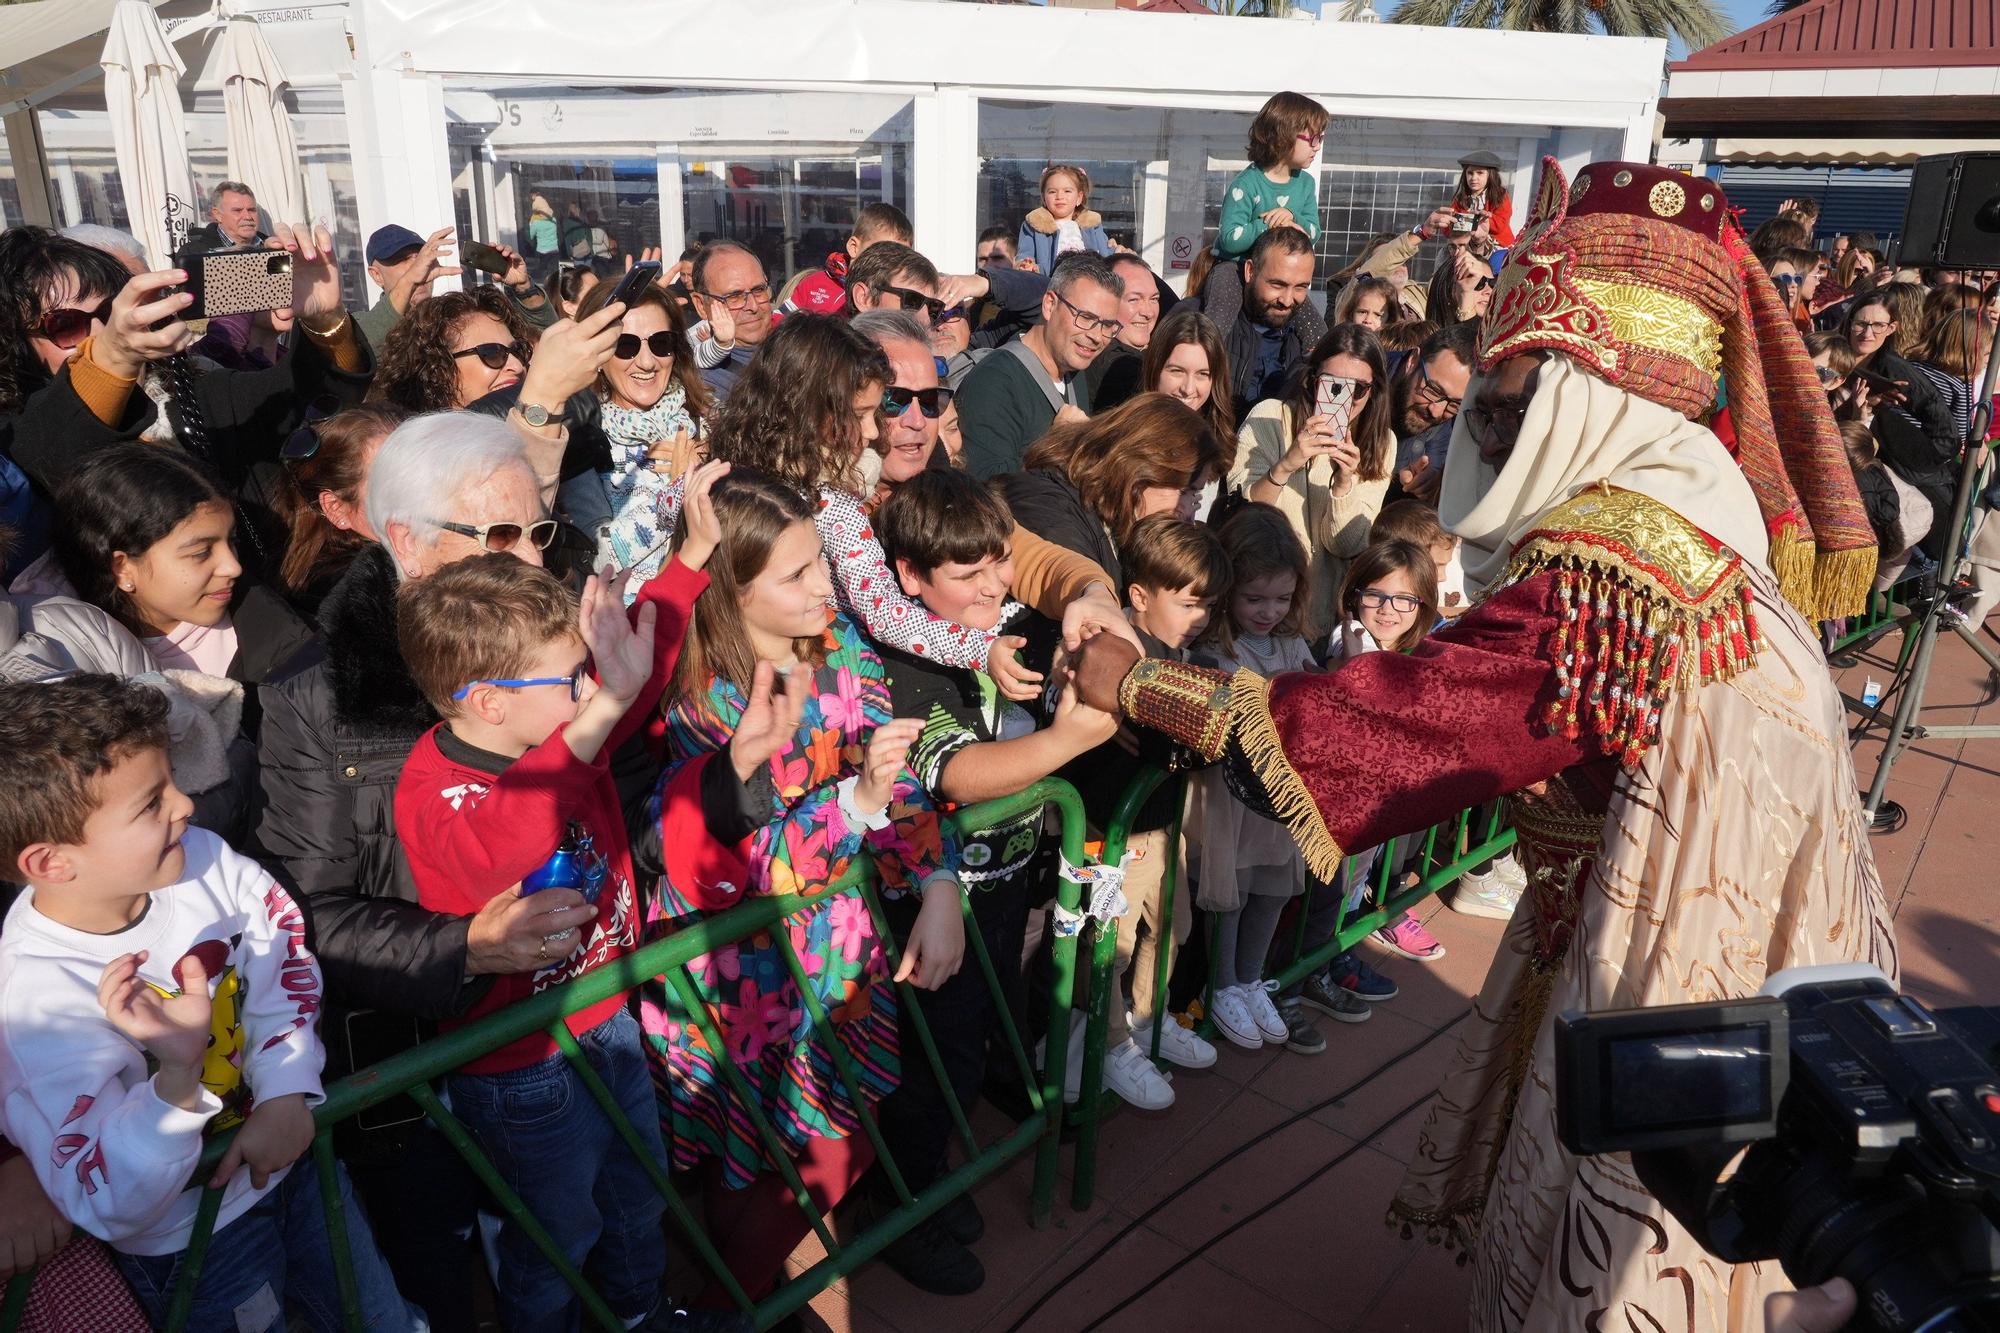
[1858,318,2000,830]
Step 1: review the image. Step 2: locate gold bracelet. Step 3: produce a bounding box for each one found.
[302,309,350,340]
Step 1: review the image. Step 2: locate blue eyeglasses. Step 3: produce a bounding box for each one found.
[452,663,588,702]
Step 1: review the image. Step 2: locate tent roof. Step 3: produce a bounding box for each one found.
[0,0,208,113]
[1673,0,2000,71]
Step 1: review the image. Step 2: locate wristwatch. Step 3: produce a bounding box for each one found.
[518,401,569,428]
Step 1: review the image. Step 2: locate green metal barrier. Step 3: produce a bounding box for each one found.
[0,779,1090,1333]
[1063,766,1516,1211]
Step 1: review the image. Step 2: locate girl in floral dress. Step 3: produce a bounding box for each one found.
[639,469,966,1306]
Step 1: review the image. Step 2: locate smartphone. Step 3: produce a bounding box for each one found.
[607,260,664,310]
[460,240,512,278]
[1851,367,1902,394]
[1315,376,1354,419]
[184,248,293,319]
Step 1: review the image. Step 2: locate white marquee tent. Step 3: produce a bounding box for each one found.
[0,0,1665,297]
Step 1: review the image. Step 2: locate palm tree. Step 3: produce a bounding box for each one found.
[1764,0,1813,15]
[1391,0,1730,54]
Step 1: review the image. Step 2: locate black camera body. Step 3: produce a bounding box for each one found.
[1555,965,2000,1332]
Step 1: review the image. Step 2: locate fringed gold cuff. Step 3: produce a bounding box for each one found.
[1813,543,1878,622]
[1225,669,1345,882]
[1118,657,1233,761]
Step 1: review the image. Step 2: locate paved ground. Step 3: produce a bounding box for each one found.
[792,615,2000,1333]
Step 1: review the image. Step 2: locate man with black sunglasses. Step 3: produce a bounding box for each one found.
[852,311,948,491]
[846,243,945,328]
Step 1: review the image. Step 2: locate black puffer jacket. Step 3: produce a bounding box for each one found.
[250,544,490,1023]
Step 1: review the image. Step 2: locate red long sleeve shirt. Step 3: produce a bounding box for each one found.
[396,556,707,1073]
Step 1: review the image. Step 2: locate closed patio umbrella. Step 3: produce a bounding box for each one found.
[216,5,306,229]
[99,0,198,267]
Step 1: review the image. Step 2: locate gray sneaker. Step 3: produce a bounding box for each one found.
[1298,969,1373,1023]
[1277,996,1327,1054]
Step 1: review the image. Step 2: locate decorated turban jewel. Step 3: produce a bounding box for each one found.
[1478,158,1876,621]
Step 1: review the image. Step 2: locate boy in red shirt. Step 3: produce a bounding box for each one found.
[391,464,724,1333]
[780,202,914,317]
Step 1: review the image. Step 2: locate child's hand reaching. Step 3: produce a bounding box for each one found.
[98,950,211,1109]
[676,459,729,571]
[854,718,924,816]
[894,879,966,990]
[987,635,1043,703]
[579,572,660,707]
[1052,676,1119,752]
[210,1092,314,1191]
[731,660,810,781]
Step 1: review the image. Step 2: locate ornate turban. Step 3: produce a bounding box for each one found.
[1477,159,1876,620]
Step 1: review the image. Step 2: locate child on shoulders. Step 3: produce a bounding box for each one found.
[0,675,420,1332]
[1018,166,1113,275]
[781,203,916,317]
[1215,92,1329,261]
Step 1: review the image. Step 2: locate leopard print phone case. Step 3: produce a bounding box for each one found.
[190,249,294,319]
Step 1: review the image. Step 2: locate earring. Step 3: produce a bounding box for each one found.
[119,582,134,592]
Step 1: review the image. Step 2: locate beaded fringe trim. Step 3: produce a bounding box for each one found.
[1225,669,1345,882]
[1505,546,1759,769]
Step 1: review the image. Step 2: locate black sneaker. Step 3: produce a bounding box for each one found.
[878,1216,986,1295]
[937,1189,984,1245]
[1277,996,1327,1055]
[645,1304,756,1332]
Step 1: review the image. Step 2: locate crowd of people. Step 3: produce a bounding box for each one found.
[0,89,1981,1333]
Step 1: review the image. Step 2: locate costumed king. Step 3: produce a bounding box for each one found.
[1066,159,1898,1333]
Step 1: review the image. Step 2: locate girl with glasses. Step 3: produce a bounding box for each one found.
[1844,295,1958,560]
[1214,91,1330,264]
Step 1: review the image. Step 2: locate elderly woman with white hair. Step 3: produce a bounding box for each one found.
[250,409,596,1329]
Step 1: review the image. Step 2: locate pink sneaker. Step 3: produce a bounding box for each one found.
[1372,912,1446,961]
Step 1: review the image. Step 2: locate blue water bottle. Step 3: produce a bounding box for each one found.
[522,821,609,904]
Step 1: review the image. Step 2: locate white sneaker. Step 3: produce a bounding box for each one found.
[1493,853,1528,891]
[1450,868,1521,921]
[1247,981,1289,1044]
[1130,1010,1218,1069]
[1209,984,1263,1050]
[1101,1038,1176,1111]
[1034,1011,1091,1103]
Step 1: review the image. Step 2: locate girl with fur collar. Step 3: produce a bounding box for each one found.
[1016,165,1113,275]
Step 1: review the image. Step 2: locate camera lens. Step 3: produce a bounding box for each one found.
[268,254,290,275]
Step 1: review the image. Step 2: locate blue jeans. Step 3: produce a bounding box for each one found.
[445,1005,668,1332]
[115,1155,425,1332]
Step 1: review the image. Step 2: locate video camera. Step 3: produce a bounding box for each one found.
[1554,964,2000,1332]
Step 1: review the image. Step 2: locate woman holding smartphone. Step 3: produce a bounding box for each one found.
[1232,323,1396,640]
[1846,294,1958,558]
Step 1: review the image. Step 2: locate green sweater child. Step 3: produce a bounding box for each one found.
[1213,91,1331,259]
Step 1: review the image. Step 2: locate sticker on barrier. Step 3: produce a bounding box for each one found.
[1061,853,1130,922]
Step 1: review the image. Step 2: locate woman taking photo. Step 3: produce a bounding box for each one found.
[370,287,540,412]
[1232,323,1396,640]
[1847,294,1958,557]
[565,274,713,573]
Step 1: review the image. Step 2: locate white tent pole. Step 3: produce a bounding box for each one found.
[3,108,58,227]
[913,85,979,274]
[346,0,456,298]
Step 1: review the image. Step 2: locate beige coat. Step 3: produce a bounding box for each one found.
[1231,399,1391,640]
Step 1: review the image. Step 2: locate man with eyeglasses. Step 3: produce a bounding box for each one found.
[852,310,948,491]
[845,243,946,328]
[690,240,776,401]
[1083,252,1168,411]
[957,255,1125,480]
[1387,322,1477,505]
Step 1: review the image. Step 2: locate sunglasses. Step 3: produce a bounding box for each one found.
[880,283,946,322]
[1472,275,1495,292]
[280,394,347,463]
[452,341,529,371]
[1297,131,1325,147]
[433,517,560,553]
[613,331,676,360]
[1357,589,1424,614]
[881,384,955,419]
[34,298,113,350]
[452,660,589,703]
[934,304,966,326]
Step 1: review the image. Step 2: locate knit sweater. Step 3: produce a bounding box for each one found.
[1215,165,1321,259]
